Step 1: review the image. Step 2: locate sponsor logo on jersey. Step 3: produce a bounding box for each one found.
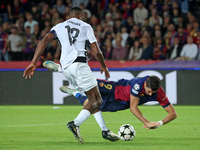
[134,83,140,90]
[99,82,104,87]
[132,88,139,94]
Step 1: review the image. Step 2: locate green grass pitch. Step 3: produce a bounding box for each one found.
[0,105,200,150]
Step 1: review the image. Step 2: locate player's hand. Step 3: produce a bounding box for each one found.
[100,66,110,78]
[23,63,36,79]
[143,122,159,130]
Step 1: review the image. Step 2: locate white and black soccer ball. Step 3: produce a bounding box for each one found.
[118,124,136,141]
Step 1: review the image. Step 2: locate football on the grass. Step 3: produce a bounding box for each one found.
[118,124,136,141]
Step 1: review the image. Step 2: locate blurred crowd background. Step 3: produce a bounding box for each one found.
[0,0,200,63]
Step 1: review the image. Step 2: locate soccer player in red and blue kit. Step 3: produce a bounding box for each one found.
[60,75,177,130]
[43,61,177,137]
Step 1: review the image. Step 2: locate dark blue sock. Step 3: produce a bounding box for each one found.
[75,93,88,105]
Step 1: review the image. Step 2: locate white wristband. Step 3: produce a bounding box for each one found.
[157,120,163,128]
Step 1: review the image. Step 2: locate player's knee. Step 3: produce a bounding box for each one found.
[97,98,103,106]
[91,98,102,109]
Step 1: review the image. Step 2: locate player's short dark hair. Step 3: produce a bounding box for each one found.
[70,7,83,16]
[146,76,161,91]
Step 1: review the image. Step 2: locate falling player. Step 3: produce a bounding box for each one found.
[43,61,177,130]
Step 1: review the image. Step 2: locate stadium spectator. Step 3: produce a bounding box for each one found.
[162,15,171,34]
[0,1,9,22]
[121,26,129,43]
[33,24,40,40]
[153,38,167,60]
[177,16,184,28]
[190,22,199,37]
[185,23,193,36]
[0,26,8,62]
[139,37,154,60]
[5,26,23,61]
[172,27,188,46]
[133,1,148,26]
[51,11,61,26]
[90,15,99,30]
[2,22,10,35]
[41,4,51,21]
[153,30,162,46]
[86,0,99,18]
[104,13,114,27]
[177,36,198,61]
[53,0,66,15]
[21,26,37,60]
[112,33,125,48]
[149,9,163,27]
[15,14,25,34]
[112,37,128,60]
[172,8,180,27]
[133,24,141,38]
[121,0,132,20]
[45,40,59,61]
[168,37,183,60]
[164,30,173,50]
[193,28,200,48]
[31,5,41,22]
[72,0,89,8]
[125,16,134,33]
[7,0,24,23]
[142,18,152,34]
[63,6,70,20]
[113,19,122,34]
[102,39,113,60]
[24,13,38,34]
[128,40,143,60]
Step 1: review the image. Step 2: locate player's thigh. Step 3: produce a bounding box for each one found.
[63,63,78,87]
[85,85,102,103]
[75,63,97,92]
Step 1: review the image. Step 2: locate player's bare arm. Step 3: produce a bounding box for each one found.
[23,33,54,79]
[143,104,177,129]
[162,104,177,125]
[130,94,159,128]
[90,42,110,78]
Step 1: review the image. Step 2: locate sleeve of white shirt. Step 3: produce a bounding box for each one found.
[191,44,198,58]
[86,25,97,44]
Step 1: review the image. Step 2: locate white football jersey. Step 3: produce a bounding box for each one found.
[50,18,97,70]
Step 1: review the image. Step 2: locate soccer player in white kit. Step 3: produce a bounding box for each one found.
[23,7,119,143]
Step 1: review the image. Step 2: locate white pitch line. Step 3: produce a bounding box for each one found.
[1,120,200,127]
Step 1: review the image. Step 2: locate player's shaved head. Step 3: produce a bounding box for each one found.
[146,76,161,91]
[70,7,83,17]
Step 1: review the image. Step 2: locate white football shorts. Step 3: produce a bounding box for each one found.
[63,62,97,92]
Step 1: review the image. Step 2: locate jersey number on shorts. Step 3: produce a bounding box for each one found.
[65,25,80,45]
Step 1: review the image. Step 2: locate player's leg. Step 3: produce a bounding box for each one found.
[60,86,119,141]
[42,61,62,72]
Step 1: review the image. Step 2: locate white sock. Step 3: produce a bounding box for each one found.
[74,109,91,126]
[93,111,109,131]
[58,65,62,73]
[72,91,80,97]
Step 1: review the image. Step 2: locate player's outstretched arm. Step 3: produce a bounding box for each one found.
[23,33,55,79]
[90,42,110,78]
[161,104,177,125]
[143,104,177,129]
[130,94,159,128]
